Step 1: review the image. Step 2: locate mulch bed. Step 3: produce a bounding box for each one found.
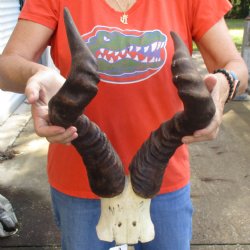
[0,149,19,163]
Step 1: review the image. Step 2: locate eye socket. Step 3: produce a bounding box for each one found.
[104,36,111,42]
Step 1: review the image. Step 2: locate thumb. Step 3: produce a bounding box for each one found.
[204,74,217,92]
[25,78,41,104]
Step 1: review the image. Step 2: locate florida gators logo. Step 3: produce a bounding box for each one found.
[83,26,167,84]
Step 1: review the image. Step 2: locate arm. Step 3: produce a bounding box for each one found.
[0,20,77,144]
[197,18,248,94]
[182,18,248,144]
[0,20,52,93]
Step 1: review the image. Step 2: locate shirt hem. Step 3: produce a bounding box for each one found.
[49,178,190,199]
[19,12,57,30]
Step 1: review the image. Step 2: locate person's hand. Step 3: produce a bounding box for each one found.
[0,194,18,237]
[25,68,78,145]
[182,73,228,144]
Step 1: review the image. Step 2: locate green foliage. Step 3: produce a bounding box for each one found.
[226,19,244,50]
[227,0,250,18]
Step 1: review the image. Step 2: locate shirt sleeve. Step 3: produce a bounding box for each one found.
[19,0,60,30]
[190,0,232,41]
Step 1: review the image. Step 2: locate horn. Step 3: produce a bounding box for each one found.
[49,8,99,128]
[48,8,125,198]
[129,31,216,198]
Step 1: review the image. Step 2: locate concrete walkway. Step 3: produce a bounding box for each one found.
[0,53,250,249]
[0,102,61,249]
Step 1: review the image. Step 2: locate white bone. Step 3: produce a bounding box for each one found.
[96,176,155,245]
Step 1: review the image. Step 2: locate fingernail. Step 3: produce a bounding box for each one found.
[70,126,77,132]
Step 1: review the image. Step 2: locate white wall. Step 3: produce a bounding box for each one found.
[0,0,25,125]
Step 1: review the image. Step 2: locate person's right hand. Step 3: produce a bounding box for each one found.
[25,68,78,145]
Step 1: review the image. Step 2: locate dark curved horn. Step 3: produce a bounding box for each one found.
[49,8,99,128]
[72,116,125,197]
[48,8,125,198]
[129,31,215,198]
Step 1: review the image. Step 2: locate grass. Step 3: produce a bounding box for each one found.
[226,18,244,50]
[193,18,245,51]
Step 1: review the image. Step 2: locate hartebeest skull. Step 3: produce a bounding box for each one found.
[48,8,215,245]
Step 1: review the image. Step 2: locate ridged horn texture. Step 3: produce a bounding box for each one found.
[48,8,125,198]
[129,31,216,198]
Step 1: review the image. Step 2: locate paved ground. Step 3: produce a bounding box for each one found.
[0,102,60,249]
[0,53,250,249]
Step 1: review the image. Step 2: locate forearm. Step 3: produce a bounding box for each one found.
[199,43,248,98]
[0,54,47,93]
[196,18,248,97]
[210,59,248,107]
[220,59,248,95]
[209,57,248,97]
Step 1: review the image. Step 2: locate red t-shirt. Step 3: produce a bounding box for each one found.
[19,0,231,198]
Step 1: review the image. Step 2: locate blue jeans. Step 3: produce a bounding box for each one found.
[50,183,193,250]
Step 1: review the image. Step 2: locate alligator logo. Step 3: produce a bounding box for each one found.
[83,26,167,84]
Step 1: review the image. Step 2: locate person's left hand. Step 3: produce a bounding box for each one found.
[0,194,18,237]
[182,73,228,144]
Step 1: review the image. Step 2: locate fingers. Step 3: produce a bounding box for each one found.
[203,74,217,92]
[182,109,221,144]
[182,126,219,144]
[25,77,41,104]
[182,74,226,144]
[33,113,78,145]
[31,102,78,145]
[25,68,65,104]
[35,121,78,145]
[25,70,77,144]
[46,126,78,145]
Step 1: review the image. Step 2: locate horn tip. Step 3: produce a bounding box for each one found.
[170,31,181,47]
[170,31,190,55]
[64,7,70,16]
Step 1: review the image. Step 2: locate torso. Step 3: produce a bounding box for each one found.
[21,0,194,198]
